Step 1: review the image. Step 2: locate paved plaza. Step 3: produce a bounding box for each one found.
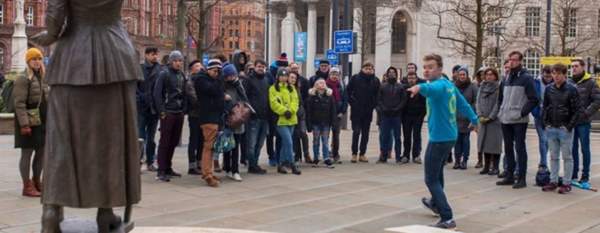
[1,123,600,233]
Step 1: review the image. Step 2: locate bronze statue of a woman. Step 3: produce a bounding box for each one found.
[32,0,142,232]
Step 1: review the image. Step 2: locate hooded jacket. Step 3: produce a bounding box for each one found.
[376,80,408,117]
[306,87,337,129]
[569,72,600,124]
[232,50,248,74]
[195,71,225,125]
[269,83,299,126]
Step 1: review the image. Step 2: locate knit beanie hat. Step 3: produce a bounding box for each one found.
[222,64,238,78]
[207,59,223,70]
[168,50,184,63]
[26,48,43,62]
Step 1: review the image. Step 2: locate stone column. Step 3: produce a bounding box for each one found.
[350,2,362,76]
[280,1,296,61]
[268,7,281,64]
[305,0,318,77]
[11,0,27,72]
[374,6,393,78]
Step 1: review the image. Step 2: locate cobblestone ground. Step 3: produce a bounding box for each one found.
[1,122,600,233]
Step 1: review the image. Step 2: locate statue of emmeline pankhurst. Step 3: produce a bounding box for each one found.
[31,0,142,232]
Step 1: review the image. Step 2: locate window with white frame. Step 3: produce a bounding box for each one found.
[524,49,541,77]
[567,8,577,38]
[525,7,541,37]
[26,6,34,26]
[0,4,4,24]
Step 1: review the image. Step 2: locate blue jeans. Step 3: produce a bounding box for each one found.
[138,112,159,165]
[312,125,331,161]
[424,141,455,221]
[246,119,269,168]
[454,132,470,162]
[534,117,549,167]
[546,127,574,184]
[380,116,402,161]
[572,123,591,180]
[276,126,295,165]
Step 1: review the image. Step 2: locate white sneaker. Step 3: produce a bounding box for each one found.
[226,172,234,180]
[233,173,243,182]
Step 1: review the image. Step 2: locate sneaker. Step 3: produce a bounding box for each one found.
[324,159,335,169]
[226,172,235,180]
[312,159,320,168]
[146,164,158,172]
[166,169,182,178]
[413,157,422,164]
[542,182,558,192]
[513,179,527,189]
[359,155,369,163]
[430,219,457,230]
[400,157,409,164]
[351,154,358,163]
[580,175,590,183]
[277,165,288,174]
[421,197,439,216]
[232,173,243,182]
[248,166,267,175]
[558,184,572,194]
[155,171,170,182]
[497,177,515,186]
[291,165,302,175]
[188,168,202,175]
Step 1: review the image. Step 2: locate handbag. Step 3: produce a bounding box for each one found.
[26,78,43,127]
[213,129,236,154]
[226,101,255,129]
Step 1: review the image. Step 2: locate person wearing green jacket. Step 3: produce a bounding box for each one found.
[269,68,301,175]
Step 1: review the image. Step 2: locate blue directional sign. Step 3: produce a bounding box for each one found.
[334,30,354,54]
[202,54,210,66]
[326,49,338,65]
[314,59,321,69]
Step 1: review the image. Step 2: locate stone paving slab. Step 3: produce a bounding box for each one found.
[0,125,600,233]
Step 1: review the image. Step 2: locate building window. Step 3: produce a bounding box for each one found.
[247,41,251,49]
[524,49,540,77]
[392,11,407,54]
[525,7,541,37]
[0,4,3,24]
[229,30,233,37]
[235,41,239,49]
[26,6,34,26]
[247,30,251,37]
[229,41,233,49]
[567,8,577,38]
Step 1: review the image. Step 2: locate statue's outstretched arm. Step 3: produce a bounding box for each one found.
[31,0,67,46]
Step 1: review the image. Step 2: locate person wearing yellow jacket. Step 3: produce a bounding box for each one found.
[269,68,301,175]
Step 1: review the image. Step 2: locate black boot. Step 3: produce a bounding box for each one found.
[460,160,468,170]
[277,165,288,174]
[497,174,515,186]
[291,164,302,175]
[479,153,491,175]
[452,161,461,169]
[97,208,122,233]
[489,154,500,175]
[513,177,527,189]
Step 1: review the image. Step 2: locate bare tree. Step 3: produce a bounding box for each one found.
[176,0,187,50]
[351,0,397,63]
[425,0,526,69]
[185,0,224,58]
[551,0,597,56]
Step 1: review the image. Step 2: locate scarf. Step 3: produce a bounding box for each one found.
[326,78,341,102]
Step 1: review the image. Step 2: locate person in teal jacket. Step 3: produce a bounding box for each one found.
[269,68,301,175]
[407,54,478,230]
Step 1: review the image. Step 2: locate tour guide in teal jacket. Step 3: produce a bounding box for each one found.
[407,54,478,230]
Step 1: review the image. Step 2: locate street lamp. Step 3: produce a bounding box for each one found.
[489,24,506,68]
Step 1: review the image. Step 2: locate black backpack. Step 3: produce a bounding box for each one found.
[535,169,551,186]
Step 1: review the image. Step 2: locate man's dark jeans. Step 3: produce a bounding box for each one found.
[402,117,423,159]
[157,113,184,172]
[351,114,373,155]
[502,123,528,178]
[246,119,269,168]
[138,111,159,165]
[424,141,455,221]
[188,116,203,169]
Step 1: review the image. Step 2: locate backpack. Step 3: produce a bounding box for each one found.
[212,129,236,154]
[0,80,15,113]
[535,169,551,187]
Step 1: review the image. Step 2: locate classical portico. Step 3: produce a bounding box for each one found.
[267,0,422,78]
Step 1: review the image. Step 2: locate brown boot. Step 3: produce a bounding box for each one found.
[205,176,220,188]
[351,154,358,163]
[22,180,41,197]
[213,160,222,173]
[33,177,43,193]
[359,155,369,163]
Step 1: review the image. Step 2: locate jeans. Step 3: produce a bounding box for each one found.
[276,126,295,165]
[138,112,159,165]
[380,116,402,161]
[267,121,281,164]
[572,123,591,180]
[534,117,549,167]
[293,120,310,161]
[546,127,574,184]
[331,116,342,157]
[402,117,424,159]
[502,123,528,179]
[454,132,471,162]
[351,114,373,155]
[424,141,455,221]
[246,119,269,168]
[157,113,184,172]
[200,124,219,178]
[312,125,331,161]
[187,116,203,169]
[223,134,241,174]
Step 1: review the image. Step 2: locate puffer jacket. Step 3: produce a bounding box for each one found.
[376,81,408,117]
[542,83,582,131]
[153,66,187,114]
[13,68,49,127]
[269,83,299,126]
[306,87,336,129]
[569,72,600,124]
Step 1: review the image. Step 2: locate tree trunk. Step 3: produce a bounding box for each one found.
[474,0,483,71]
[196,0,206,58]
[175,0,186,50]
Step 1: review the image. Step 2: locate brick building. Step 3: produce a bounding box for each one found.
[219,0,265,61]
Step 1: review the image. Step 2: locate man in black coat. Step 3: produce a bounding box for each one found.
[137,47,162,172]
[376,67,408,163]
[243,59,271,174]
[346,62,380,163]
[402,72,427,164]
[309,59,331,87]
